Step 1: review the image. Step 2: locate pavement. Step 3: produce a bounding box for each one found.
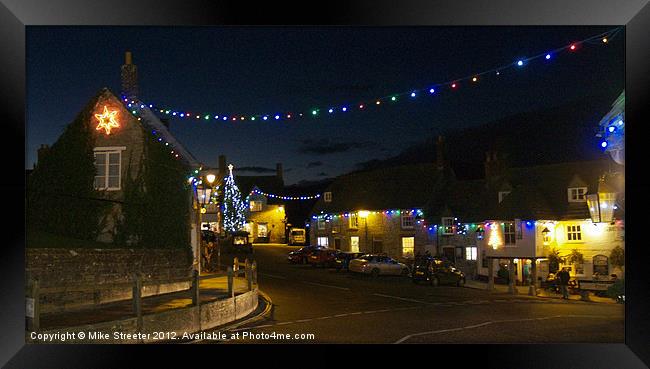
[39,273,251,330]
[464,279,618,304]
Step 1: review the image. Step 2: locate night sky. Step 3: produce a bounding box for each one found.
[26,26,624,185]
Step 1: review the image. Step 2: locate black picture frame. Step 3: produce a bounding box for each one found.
[2,0,648,367]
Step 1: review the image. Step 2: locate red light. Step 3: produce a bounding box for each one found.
[570,44,576,51]
[451,83,457,89]
[359,104,364,109]
[287,114,292,118]
[232,117,236,121]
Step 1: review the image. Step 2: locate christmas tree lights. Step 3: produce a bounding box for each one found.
[222,164,247,234]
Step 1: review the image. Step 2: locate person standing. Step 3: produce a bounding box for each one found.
[557,268,571,299]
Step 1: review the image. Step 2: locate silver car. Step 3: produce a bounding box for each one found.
[348,254,410,277]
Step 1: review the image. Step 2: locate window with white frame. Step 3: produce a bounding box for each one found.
[94,147,124,190]
[401,212,414,229]
[349,214,359,229]
[324,192,332,202]
[317,236,329,247]
[466,246,477,261]
[566,224,582,241]
[503,222,516,245]
[567,187,588,202]
[442,217,455,235]
[498,191,511,203]
[350,236,360,252]
[317,217,326,230]
[401,237,415,258]
[249,201,262,212]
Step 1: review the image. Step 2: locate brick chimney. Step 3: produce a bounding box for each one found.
[120,51,138,100]
[436,135,445,171]
[36,144,50,168]
[218,155,227,177]
[276,163,283,182]
[484,151,505,180]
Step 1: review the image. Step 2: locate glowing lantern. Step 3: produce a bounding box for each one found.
[586,177,617,223]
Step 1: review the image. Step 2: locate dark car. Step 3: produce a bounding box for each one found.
[288,245,324,264]
[334,252,366,271]
[308,249,341,268]
[411,257,465,286]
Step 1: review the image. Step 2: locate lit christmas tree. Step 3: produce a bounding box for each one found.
[222,164,247,234]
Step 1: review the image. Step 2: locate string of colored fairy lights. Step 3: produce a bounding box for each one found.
[250,188,320,201]
[131,27,621,123]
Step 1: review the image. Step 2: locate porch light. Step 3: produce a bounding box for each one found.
[206,173,216,184]
[586,176,617,223]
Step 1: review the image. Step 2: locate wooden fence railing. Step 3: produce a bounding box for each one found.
[26,258,258,331]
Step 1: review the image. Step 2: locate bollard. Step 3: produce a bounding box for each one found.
[247,266,253,291]
[27,278,40,332]
[192,269,200,306]
[132,273,143,330]
[252,261,258,285]
[227,266,234,297]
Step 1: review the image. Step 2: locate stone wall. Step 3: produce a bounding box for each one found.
[29,289,259,344]
[27,248,192,313]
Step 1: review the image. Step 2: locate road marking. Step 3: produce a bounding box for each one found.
[372,293,429,304]
[303,281,350,291]
[258,273,287,279]
[394,315,613,344]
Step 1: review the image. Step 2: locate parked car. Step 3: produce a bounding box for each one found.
[334,252,366,271]
[288,228,307,245]
[308,248,341,268]
[287,245,324,264]
[348,254,410,277]
[411,256,465,286]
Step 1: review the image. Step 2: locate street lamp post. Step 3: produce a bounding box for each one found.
[196,173,216,275]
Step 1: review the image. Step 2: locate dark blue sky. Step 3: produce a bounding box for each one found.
[26,26,624,184]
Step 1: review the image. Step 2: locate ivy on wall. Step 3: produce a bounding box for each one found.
[27,100,109,241]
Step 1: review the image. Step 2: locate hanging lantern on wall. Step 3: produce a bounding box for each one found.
[587,176,617,223]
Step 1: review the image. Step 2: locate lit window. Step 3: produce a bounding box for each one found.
[257,223,268,237]
[402,237,414,258]
[466,247,478,261]
[324,192,332,202]
[503,222,516,245]
[498,191,511,203]
[401,212,414,228]
[250,201,262,212]
[350,236,359,252]
[566,224,582,241]
[317,236,329,247]
[568,187,588,202]
[94,148,123,190]
[441,217,455,235]
[349,214,359,229]
[317,218,326,230]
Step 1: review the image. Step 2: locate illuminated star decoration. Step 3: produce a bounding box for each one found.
[95,105,120,135]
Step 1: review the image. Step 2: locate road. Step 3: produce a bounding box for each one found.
[216,244,624,344]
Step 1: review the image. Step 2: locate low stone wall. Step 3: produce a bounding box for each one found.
[27,248,192,313]
[28,288,260,344]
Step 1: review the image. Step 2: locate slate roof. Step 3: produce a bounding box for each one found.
[311,158,624,223]
[311,163,448,214]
